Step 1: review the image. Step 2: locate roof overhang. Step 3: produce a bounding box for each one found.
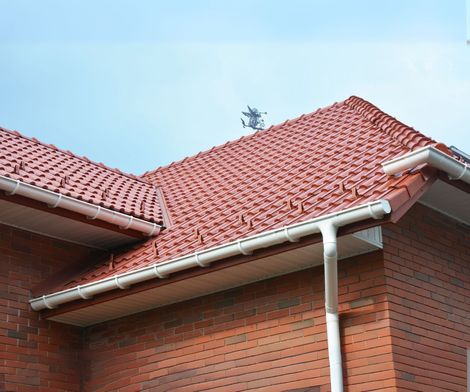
[30,199,391,326]
[29,145,470,325]
[419,178,470,226]
[382,145,470,185]
[0,197,143,249]
[45,226,384,326]
[382,144,470,225]
[0,175,162,237]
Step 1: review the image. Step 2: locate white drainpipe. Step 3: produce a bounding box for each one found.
[382,146,470,185]
[0,175,162,236]
[320,222,343,392]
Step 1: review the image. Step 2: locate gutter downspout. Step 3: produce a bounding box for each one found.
[0,175,162,236]
[382,146,470,185]
[320,222,343,392]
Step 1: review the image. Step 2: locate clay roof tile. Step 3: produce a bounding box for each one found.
[33,96,439,291]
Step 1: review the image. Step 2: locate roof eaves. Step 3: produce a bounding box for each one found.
[0,175,163,236]
[30,199,391,312]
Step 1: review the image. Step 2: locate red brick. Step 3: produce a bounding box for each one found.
[0,224,89,391]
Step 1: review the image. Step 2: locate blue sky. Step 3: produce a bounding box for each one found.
[0,0,468,174]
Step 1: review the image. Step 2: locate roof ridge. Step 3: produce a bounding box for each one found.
[0,125,152,185]
[140,101,343,179]
[344,96,436,150]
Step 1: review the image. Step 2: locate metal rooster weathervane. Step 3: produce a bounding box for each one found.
[241,106,267,131]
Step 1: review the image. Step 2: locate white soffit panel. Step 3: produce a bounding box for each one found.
[419,179,470,226]
[352,226,383,248]
[0,199,138,249]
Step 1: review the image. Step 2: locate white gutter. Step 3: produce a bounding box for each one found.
[30,199,390,311]
[0,175,162,236]
[382,146,470,185]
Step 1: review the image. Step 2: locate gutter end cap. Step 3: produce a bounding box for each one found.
[380,199,392,215]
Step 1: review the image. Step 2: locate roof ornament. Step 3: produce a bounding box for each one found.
[241,105,267,130]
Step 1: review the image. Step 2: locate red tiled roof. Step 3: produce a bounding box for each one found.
[0,127,164,224]
[53,96,438,290]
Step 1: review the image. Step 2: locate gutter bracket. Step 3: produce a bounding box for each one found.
[115,276,129,290]
[48,193,63,209]
[6,179,20,196]
[153,264,168,279]
[449,162,468,180]
[77,285,92,300]
[87,206,101,220]
[195,252,210,267]
[148,223,159,236]
[120,216,134,230]
[42,295,57,310]
[237,240,252,256]
[284,227,299,242]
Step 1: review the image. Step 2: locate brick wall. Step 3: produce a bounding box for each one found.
[81,250,393,392]
[382,204,470,392]
[2,203,468,391]
[0,223,96,392]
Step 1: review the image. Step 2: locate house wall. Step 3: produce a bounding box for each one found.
[80,204,470,392]
[81,250,394,392]
[0,223,96,392]
[383,204,470,392]
[2,204,468,392]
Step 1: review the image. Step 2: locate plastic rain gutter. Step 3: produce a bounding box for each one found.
[0,175,162,236]
[382,146,470,185]
[30,199,392,392]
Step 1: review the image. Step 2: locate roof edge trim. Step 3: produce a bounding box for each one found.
[344,96,434,150]
[382,146,470,185]
[0,175,163,236]
[30,199,391,312]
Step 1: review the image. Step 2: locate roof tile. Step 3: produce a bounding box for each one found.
[0,127,164,224]
[37,96,439,291]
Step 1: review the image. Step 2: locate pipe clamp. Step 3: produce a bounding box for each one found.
[450,162,468,180]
